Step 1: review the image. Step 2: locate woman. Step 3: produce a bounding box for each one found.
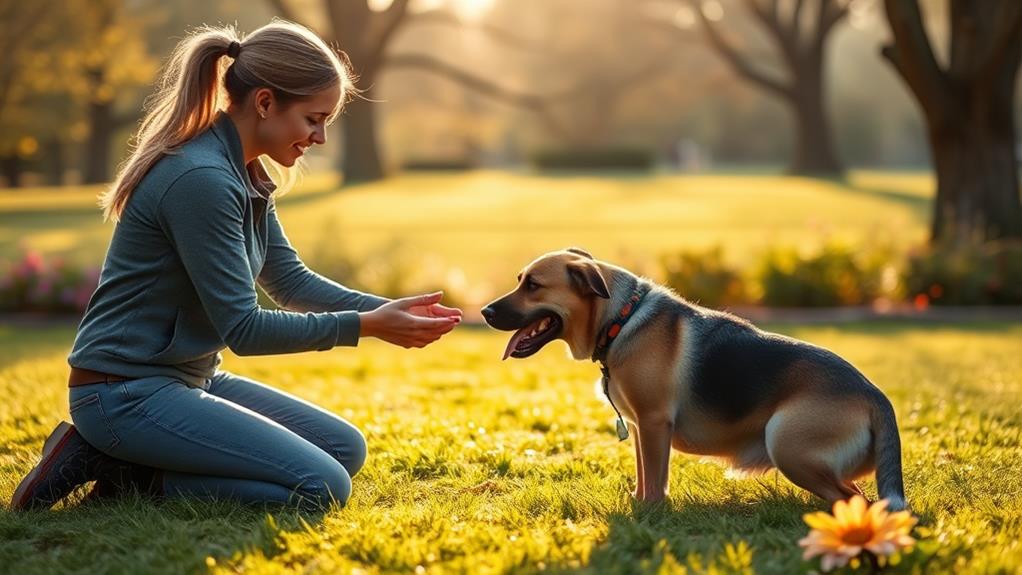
[10,21,461,512]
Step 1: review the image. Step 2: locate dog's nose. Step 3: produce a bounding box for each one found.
[481,306,496,322]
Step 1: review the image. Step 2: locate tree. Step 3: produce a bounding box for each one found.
[0,0,157,187]
[882,0,1022,242]
[268,0,671,182]
[68,0,158,183]
[683,0,849,176]
[0,0,59,186]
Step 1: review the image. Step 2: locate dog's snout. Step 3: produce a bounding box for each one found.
[481,306,496,322]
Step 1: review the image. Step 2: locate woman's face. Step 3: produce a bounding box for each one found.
[256,83,341,167]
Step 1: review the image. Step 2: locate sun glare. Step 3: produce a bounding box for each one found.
[399,0,493,20]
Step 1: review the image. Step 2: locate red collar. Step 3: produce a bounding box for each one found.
[591,284,651,365]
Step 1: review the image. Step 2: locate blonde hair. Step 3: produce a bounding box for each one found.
[100,20,352,222]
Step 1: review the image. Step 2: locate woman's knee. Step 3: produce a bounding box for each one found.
[295,459,352,509]
[339,427,368,477]
[320,422,367,477]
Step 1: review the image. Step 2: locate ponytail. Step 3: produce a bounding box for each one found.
[101,26,237,221]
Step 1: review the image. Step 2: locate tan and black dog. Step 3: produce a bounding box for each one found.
[481,248,907,509]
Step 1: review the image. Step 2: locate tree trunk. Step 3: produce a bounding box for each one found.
[882,0,1022,244]
[929,90,1022,242]
[340,89,385,183]
[45,137,65,185]
[1,154,23,187]
[790,71,844,176]
[84,98,113,184]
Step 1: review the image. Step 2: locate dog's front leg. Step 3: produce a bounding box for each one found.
[635,414,674,502]
[630,423,644,500]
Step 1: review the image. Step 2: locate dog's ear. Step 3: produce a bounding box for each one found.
[566,247,594,259]
[567,260,610,299]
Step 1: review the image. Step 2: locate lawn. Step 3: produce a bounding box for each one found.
[1,322,1020,574]
[0,170,931,297]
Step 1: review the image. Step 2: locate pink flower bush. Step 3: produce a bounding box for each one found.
[0,249,99,314]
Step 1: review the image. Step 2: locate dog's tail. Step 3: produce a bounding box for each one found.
[869,392,907,511]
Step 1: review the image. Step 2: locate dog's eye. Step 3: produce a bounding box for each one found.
[525,278,541,291]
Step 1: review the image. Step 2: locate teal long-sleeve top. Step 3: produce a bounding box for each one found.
[69,114,388,387]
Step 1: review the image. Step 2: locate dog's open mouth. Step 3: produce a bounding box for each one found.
[502,313,563,360]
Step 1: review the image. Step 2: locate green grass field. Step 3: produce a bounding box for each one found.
[3,171,1019,572]
[0,171,932,305]
[1,323,1020,574]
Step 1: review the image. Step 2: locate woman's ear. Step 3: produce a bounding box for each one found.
[253,87,274,119]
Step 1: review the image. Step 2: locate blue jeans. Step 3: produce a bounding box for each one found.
[68,371,366,511]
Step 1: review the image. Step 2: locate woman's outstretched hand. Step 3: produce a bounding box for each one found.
[359,292,462,348]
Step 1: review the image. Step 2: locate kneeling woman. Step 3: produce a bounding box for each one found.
[11,21,461,512]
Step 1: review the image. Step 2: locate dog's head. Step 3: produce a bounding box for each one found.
[482,248,611,360]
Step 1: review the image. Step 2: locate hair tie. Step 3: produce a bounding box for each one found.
[226,41,241,59]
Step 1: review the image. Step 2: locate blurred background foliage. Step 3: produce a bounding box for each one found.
[1,0,1020,314]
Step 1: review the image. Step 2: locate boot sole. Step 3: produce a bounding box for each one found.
[10,421,76,510]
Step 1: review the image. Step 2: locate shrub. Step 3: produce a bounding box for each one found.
[0,250,99,314]
[756,242,892,307]
[904,240,1022,305]
[305,222,474,312]
[659,246,749,307]
[529,147,655,171]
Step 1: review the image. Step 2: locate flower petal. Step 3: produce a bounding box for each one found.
[804,512,840,531]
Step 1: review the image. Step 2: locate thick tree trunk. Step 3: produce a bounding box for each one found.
[790,80,844,176]
[929,92,1022,242]
[84,99,113,184]
[883,0,1022,244]
[340,88,385,183]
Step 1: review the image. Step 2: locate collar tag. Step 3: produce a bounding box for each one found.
[615,418,630,441]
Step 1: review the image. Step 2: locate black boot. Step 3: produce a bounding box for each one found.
[10,421,159,510]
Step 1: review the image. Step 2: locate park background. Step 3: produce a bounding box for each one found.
[1,0,1020,573]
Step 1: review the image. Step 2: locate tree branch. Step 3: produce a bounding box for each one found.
[743,0,801,70]
[689,0,793,100]
[382,48,679,143]
[382,53,549,110]
[813,0,849,51]
[882,0,950,123]
[791,0,807,41]
[371,0,411,57]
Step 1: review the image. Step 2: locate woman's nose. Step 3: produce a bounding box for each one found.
[311,125,326,145]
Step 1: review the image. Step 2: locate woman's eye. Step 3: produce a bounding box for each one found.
[306,117,317,125]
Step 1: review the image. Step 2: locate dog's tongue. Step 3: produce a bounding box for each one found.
[502,326,532,360]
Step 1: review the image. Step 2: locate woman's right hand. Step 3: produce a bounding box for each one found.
[359,292,461,348]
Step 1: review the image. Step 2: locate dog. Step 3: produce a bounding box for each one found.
[482,248,907,509]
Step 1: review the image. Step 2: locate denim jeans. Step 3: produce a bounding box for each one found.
[68,371,366,511]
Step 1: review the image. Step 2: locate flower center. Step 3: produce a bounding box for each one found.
[841,526,874,546]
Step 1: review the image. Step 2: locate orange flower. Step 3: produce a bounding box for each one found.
[799,496,917,572]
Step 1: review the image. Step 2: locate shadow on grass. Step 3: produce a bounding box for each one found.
[0,494,327,573]
[551,490,821,574]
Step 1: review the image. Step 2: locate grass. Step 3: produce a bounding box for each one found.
[0,170,931,279]
[1,322,1020,574]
